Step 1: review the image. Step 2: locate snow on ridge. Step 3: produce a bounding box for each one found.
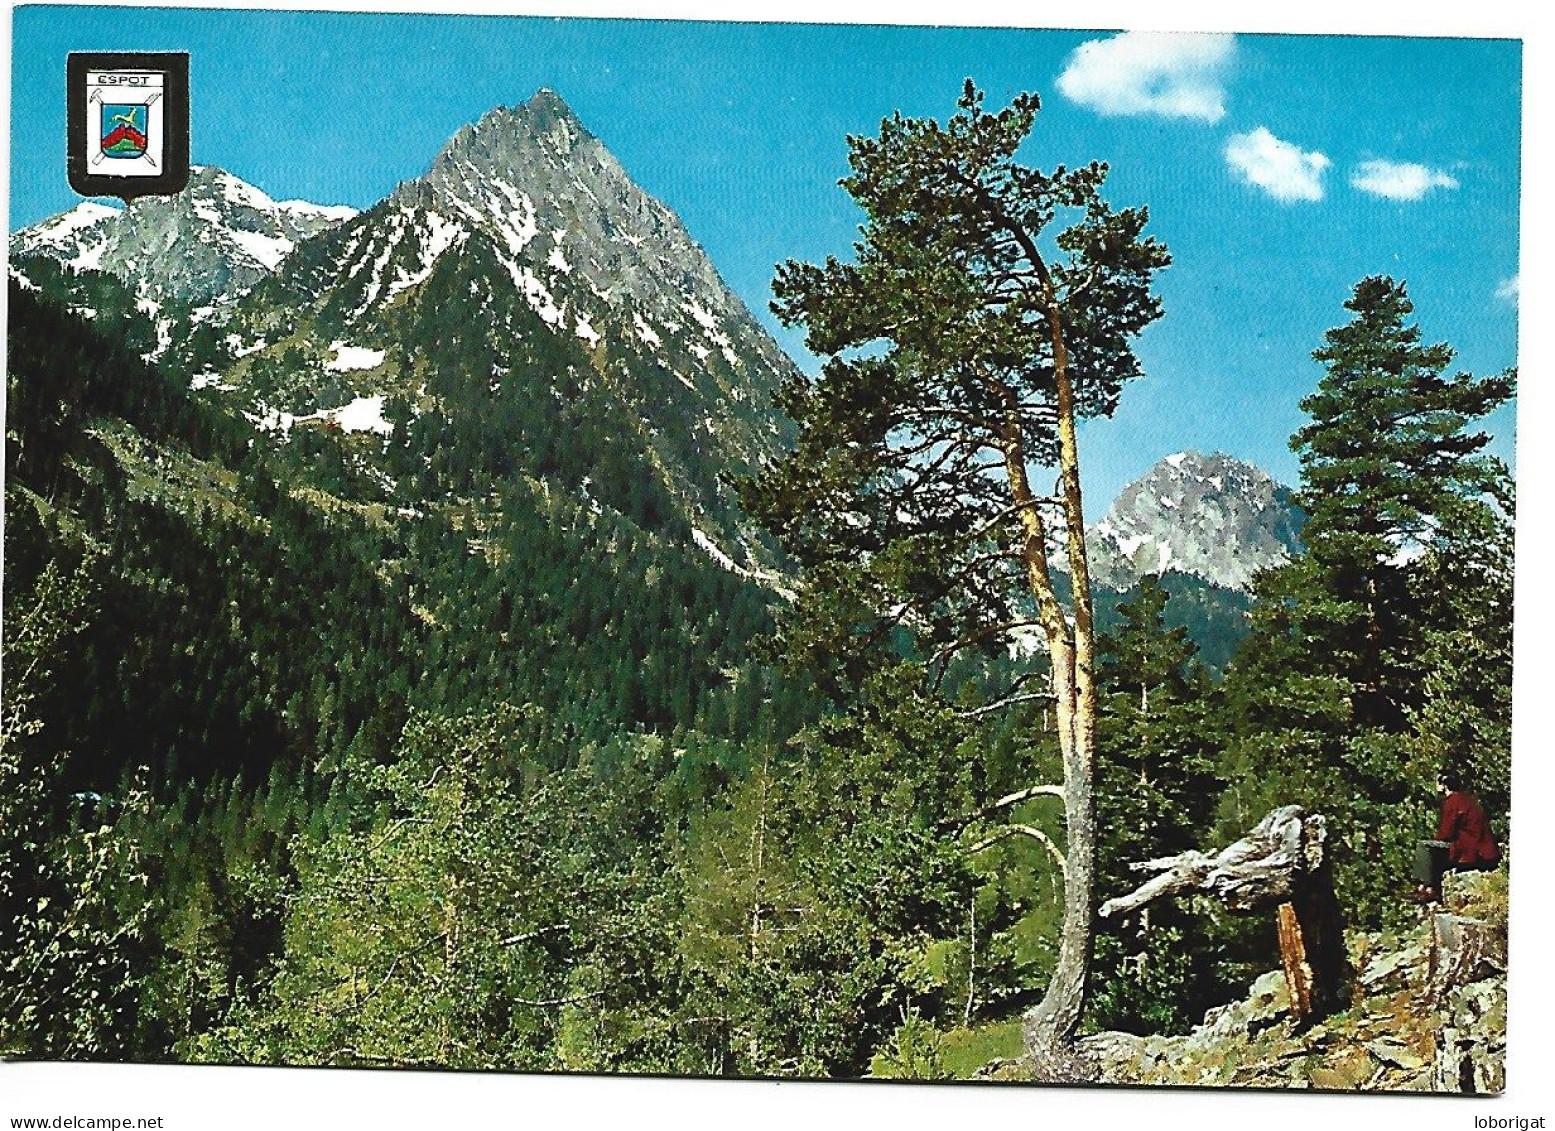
[70,240,109,273]
[420,211,464,261]
[209,169,277,210]
[387,210,465,298]
[225,226,295,270]
[691,528,772,584]
[686,301,721,333]
[20,201,119,246]
[1114,531,1151,558]
[487,179,539,255]
[279,199,358,222]
[353,222,405,315]
[498,258,566,328]
[199,168,354,228]
[691,528,736,571]
[686,300,735,354]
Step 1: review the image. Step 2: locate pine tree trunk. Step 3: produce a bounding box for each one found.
[1014,295,1099,1056]
[1023,719,1094,1052]
[998,409,1087,1056]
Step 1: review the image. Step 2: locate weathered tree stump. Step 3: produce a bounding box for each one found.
[1428,912,1506,1001]
[1100,806,1349,1025]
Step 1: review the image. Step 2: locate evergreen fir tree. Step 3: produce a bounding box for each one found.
[1220,277,1514,927]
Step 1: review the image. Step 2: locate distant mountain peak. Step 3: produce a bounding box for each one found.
[11,167,355,305]
[1089,450,1304,593]
[394,91,780,359]
[8,201,120,272]
[524,86,574,114]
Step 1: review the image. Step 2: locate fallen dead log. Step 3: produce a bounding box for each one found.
[1100,805,1348,1025]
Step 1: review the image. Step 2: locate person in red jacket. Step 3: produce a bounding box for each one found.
[1413,768,1501,903]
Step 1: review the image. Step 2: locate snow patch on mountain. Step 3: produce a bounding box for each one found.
[225,226,296,270]
[691,528,739,572]
[334,395,394,435]
[279,200,358,223]
[33,200,119,239]
[326,343,387,372]
[248,394,392,436]
[633,312,662,348]
[12,201,119,272]
[690,527,778,584]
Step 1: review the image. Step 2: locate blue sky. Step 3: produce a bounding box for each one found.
[9,8,1521,517]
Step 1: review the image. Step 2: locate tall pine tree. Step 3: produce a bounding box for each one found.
[741,80,1169,1053]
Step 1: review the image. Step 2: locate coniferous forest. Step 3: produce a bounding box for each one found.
[2,63,1514,1090]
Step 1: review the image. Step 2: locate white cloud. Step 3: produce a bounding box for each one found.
[1351,159,1460,201]
[1056,31,1235,123]
[1496,275,1519,302]
[1225,127,1330,203]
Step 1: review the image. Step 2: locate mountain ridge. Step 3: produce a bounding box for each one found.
[10,100,1300,597]
[13,90,799,580]
[11,165,357,312]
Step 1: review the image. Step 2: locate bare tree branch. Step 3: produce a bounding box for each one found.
[966,823,1067,870]
[512,990,606,1008]
[497,924,570,947]
[954,690,1055,721]
[942,782,1065,831]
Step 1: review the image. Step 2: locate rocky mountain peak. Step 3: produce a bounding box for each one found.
[1089,449,1305,593]
[407,86,741,334]
[11,166,355,306]
[434,89,594,179]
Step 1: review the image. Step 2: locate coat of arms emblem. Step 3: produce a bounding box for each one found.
[68,52,188,201]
